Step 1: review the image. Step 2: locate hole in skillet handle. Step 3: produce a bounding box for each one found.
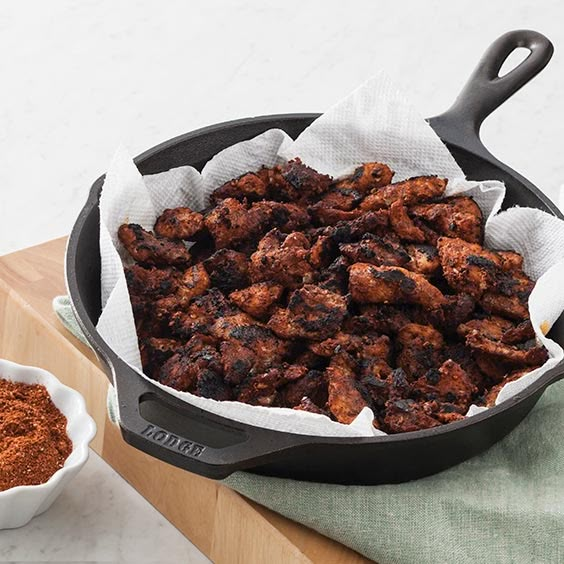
[428,29,554,158]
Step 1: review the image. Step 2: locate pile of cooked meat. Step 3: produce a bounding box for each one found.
[118,158,548,434]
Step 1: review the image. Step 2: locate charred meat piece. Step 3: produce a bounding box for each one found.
[203,249,250,293]
[159,345,222,392]
[281,158,332,201]
[389,200,426,242]
[423,400,466,424]
[383,399,440,434]
[484,367,537,406]
[443,343,488,392]
[396,323,444,380]
[268,285,348,341]
[340,233,411,268]
[309,332,391,361]
[313,187,364,211]
[335,162,394,194]
[219,340,256,385]
[140,337,182,379]
[405,244,441,277]
[458,316,514,341]
[465,331,548,367]
[317,255,350,293]
[293,397,329,415]
[280,369,328,408]
[195,370,232,400]
[154,207,205,240]
[316,210,389,244]
[309,235,338,270]
[212,314,290,372]
[412,360,476,409]
[327,353,368,424]
[437,236,502,298]
[237,364,307,406]
[251,201,311,233]
[125,264,178,297]
[498,250,524,272]
[250,229,314,289]
[204,198,264,250]
[169,288,236,337]
[427,293,475,334]
[480,284,532,321]
[349,263,447,309]
[502,320,536,344]
[118,224,191,266]
[360,176,447,210]
[345,304,415,335]
[211,172,268,202]
[410,196,483,244]
[229,281,284,320]
[309,207,363,226]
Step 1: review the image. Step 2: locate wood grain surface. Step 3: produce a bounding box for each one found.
[0,238,370,564]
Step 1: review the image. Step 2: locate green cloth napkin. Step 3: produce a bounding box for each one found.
[54,296,564,564]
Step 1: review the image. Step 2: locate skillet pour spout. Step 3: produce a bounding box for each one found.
[66,29,564,485]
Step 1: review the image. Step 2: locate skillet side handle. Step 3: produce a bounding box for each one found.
[429,30,553,157]
[111,358,313,479]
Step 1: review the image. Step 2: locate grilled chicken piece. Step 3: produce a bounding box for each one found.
[125,264,177,297]
[153,263,210,318]
[140,337,182,379]
[422,400,466,424]
[268,285,348,341]
[309,332,391,361]
[465,332,547,367]
[118,224,191,266]
[313,187,364,211]
[250,229,314,289]
[211,172,268,202]
[317,255,350,294]
[458,316,514,341]
[293,397,329,415]
[502,320,536,344]
[437,237,534,318]
[229,282,284,320]
[251,201,311,233]
[410,196,483,243]
[498,250,524,272]
[484,367,537,406]
[396,323,444,380]
[316,210,390,244]
[327,353,368,424]
[203,249,250,293]
[389,200,426,242]
[281,158,332,201]
[204,198,262,250]
[280,369,328,408]
[308,235,337,269]
[195,370,233,400]
[383,399,441,433]
[212,313,290,373]
[412,360,476,409]
[159,345,222,392]
[360,176,447,210]
[405,244,441,277]
[154,207,205,240]
[237,364,307,406]
[219,340,257,385]
[309,207,363,225]
[340,233,411,268]
[426,293,475,334]
[169,288,236,337]
[443,343,489,392]
[335,162,394,194]
[349,263,447,309]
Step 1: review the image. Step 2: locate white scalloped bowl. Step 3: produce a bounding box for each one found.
[0,359,96,529]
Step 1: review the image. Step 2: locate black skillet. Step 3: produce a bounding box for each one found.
[66,30,564,485]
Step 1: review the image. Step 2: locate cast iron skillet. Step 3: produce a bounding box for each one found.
[67,30,564,485]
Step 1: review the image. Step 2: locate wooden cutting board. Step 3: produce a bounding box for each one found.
[0,238,370,564]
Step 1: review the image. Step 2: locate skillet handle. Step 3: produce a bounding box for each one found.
[429,30,553,158]
[111,357,315,479]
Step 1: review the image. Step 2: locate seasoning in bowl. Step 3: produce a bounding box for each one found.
[0,379,72,491]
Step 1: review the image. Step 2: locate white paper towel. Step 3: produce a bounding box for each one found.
[96,73,564,437]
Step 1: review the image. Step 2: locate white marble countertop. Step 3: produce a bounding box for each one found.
[1,1,563,562]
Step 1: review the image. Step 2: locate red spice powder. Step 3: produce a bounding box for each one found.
[0,378,72,492]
